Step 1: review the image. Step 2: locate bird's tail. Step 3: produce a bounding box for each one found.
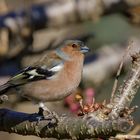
[0,83,10,95]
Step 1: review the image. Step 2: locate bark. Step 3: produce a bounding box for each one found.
[0,109,132,139]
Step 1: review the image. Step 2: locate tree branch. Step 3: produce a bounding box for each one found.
[0,52,140,139]
[109,52,140,118]
[0,108,132,139]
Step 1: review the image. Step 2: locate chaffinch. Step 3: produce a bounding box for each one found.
[0,40,89,112]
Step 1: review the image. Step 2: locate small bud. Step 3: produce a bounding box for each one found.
[75,94,82,101]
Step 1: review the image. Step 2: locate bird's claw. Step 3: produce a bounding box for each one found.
[37,107,59,125]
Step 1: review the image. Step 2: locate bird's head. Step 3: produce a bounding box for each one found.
[56,40,89,60]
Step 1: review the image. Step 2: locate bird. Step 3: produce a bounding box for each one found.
[0,40,89,114]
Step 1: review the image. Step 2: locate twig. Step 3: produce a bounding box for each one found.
[129,124,140,135]
[116,134,140,139]
[110,41,133,103]
[109,52,140,118]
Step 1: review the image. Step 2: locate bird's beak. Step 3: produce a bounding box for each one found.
[80,46,90,53]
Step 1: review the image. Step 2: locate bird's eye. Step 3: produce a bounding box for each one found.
[72,43,78,48]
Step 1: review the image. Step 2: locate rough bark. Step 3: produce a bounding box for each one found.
[0,109,132,139]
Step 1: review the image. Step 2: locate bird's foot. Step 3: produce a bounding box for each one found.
[37,103,59,124]
[38,102,52,115]
[36,110,58,127]
[38,107,58,120]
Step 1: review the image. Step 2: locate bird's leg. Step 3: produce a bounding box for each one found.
[35,102,58,126]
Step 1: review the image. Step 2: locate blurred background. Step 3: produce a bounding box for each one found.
[0,0,140,139]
